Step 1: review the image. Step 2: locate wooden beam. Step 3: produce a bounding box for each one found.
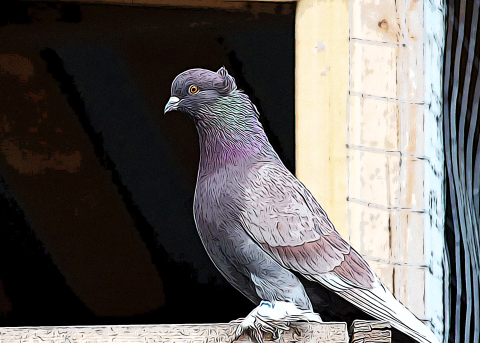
[21,0,296,12]
[349,320,392,343]
[0,322,348,343]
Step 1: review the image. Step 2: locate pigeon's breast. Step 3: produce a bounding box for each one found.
[193,163,249,233]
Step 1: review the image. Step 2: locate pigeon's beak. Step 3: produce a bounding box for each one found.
[164,96,182,114]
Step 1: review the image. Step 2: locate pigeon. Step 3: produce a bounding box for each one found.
[164,67,440,343]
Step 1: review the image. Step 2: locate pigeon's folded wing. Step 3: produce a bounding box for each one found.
[241,163,376,292]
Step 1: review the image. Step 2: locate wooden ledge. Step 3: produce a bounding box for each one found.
[0,322,348,343]
[20,0,297,12]
[349,320,392,343]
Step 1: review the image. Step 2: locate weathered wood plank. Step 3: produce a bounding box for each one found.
[0,322,348,343]
[20,0,297,12]
[349,320,391,343]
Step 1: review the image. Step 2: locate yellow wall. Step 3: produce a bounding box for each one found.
[295,0,349,238]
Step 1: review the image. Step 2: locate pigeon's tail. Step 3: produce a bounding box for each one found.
[338,279,440,343]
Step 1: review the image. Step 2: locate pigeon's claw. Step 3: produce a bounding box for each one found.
[229,317,245,325]
[230,301,322,342]
[254,318,283,342]
[230,315,280,343]
[263,323,282,341]
[252,327,264,343]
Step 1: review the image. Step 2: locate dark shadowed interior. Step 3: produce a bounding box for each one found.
[0,1,295,326]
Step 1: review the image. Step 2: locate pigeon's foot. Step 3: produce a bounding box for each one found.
[230,301,322,343]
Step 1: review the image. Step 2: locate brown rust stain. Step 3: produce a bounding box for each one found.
[357,2,401,42]
[378,19,389,31]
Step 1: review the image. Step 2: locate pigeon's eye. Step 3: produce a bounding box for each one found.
[189,85,199,94]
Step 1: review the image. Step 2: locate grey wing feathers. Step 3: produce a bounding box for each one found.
[240,163,376,291]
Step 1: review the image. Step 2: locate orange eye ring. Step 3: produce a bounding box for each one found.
[189,85,199,94]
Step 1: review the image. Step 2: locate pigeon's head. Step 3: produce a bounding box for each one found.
[164,67,238,116]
